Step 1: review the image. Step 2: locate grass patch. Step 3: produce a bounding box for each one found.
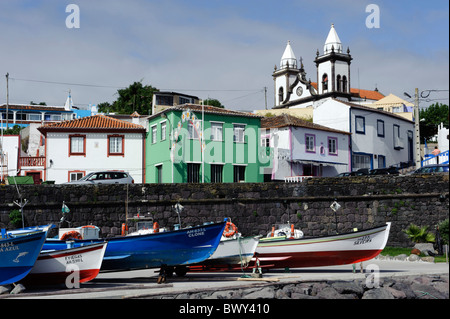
[381,246,448,263]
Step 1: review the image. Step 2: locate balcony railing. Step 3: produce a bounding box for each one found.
[284,175,314,183]
[19,157,46,167]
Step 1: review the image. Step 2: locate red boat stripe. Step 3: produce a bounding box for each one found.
[38,244,104,260]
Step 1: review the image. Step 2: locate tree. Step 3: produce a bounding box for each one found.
[98,81,159,115]
[419,103,449,141]
[202,98,224,108]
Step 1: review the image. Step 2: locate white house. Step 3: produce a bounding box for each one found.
[314,98,414,170]
[261,114,351,180]
[0,135,20,182]
[38,114,146,184]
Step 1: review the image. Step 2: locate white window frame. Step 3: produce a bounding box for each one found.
[210,122,223,141]
[233,124,246,143]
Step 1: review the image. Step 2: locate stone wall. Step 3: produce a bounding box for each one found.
[1,174,448,247]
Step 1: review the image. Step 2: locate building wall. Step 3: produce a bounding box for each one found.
[1,174,447,248]
[45,132,144,183]
[350,108,414,169]
[146,111,264,183]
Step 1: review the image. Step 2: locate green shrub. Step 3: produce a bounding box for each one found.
[403,224,435,243]
[438,219,449,245]
[9,209,23,228]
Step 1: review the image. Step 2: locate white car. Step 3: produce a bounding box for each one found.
[67,171,134,184]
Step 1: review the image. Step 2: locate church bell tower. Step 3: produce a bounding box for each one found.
[315,24,352,99]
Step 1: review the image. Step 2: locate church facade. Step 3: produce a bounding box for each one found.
[271,24,415,173]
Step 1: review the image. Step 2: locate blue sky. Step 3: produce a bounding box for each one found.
[0,0,448,111]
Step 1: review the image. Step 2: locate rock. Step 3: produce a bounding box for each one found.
[362,288,394,299]
[394,254,408,261]
[242,287,275,299]
[316,287,350,299]
[414,243,436,256]
[410,248,421,255]
[331,281,364,297]
[391,282,416,299]
[311,282,328,296]
[411,283,447,299]
[385,287,407,299]
[420,257,435,263]
[408,254,420,262]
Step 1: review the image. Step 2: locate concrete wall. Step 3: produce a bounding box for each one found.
[1,174,448,247]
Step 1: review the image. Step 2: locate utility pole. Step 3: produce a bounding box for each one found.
[5,73,9,129]
[264,87,268,110]
[414,88,421,169]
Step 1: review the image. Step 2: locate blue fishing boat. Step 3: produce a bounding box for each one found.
[43,221,227,272]
[0,231,47,285]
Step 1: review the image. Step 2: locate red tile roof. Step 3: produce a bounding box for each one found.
[261,113,350,135]
[38,114,145,133]
[310,83,385,101]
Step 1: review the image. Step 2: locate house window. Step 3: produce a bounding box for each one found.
[355,116,365,134]
[353,154,371,170]
[69,171,85,182]
[342,76,347,92]
[155,164,163,183]
[328,137,338,155]
[378,155,386,168]
[69,135,86,156]
[278,87,284,103]
[233,165,245,183]
[210,122,223,141]
[393,124,403,149]
[187,163,200,183]
[322,73,328,92]
[377,120,385,137]
[188,121,200,139]
[108,135,124,156]
[336,75,341,92]
[305,134,315,153]
[151,125,157,144]
[161,122,167,141]
[233,124,245,143]
[211,164,223,183]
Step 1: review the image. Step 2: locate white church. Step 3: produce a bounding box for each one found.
[270,24,415,173]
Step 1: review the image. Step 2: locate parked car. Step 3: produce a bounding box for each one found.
[369,167,399,175]
[335,169,368,177]
[67,171,134,184]
[412,164,449,174]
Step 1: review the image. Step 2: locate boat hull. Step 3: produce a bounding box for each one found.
[43,222,226,272]
[0,232,47,285]
[22,242,107,285]
[200,236,260,266]
[255,223,391,269]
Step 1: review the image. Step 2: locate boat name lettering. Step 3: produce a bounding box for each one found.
[187,228,206,238]
[0,242,19,252]
[354,235,372,245]
[65,254,84,264]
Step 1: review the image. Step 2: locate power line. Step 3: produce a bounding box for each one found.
[9,77,125,89]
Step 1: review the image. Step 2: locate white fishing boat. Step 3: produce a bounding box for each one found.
[255,223,391,269]
[22,242,107,285]
[188,222,260,271]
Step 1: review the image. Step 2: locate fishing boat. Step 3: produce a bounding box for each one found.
[21,242,107,286]
[188,221,260,272]
[0,231,47,285]
[255,222,391,269]
[43,220,227,272]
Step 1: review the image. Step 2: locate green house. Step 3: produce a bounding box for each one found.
[145,104,269,183]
